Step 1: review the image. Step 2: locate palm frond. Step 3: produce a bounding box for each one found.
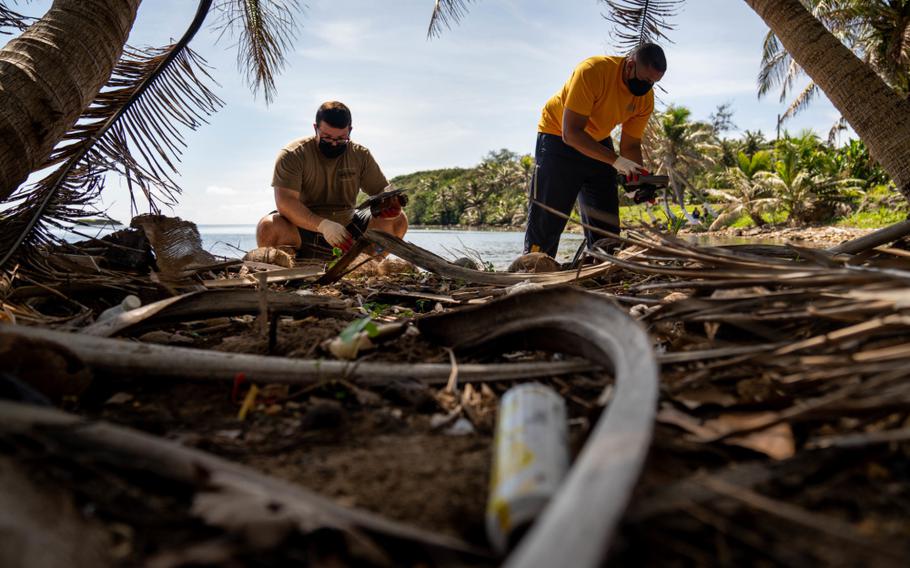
[213,0,302,104]
[757,31,792,98]
[827,115,849,145]
[426,0,476,39]
[600,0,682,51]
[758,1,865,104]
[0,2,32,35]
[779,58,804,103]
[0,0,223,269]
[781,81,819,121]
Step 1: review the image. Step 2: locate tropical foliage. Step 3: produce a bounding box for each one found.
[678,110,893,229]
[707,150,776,230]
[643,105,720,223]
[393,150,532,227]
[394,102,899,231]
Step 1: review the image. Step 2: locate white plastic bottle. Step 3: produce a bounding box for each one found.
[486,383,569,553]
[97,294,141,323]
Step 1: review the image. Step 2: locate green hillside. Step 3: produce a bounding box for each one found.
[391,150,532,227]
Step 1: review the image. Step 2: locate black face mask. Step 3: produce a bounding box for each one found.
[627,61,654,96]
[318,139,347,158]
[628,77,653,96]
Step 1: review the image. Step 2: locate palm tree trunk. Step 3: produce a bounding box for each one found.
[744,0,910,202]
[0,0,141,201]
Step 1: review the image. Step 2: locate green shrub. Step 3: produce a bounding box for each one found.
[837,207,908,228]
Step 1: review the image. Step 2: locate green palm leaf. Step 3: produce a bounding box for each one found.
[213,0,302,103]
[600,0,683,51]
[758,31,794,99]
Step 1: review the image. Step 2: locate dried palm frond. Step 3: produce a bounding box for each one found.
[426,0,476,39]
[0,0,223,270]
[212,0,302,104]
[0,2,32,34]
[600,0,682,51]
[782,81,820,121]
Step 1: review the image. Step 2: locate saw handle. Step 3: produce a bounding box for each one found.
[370,193,409,218]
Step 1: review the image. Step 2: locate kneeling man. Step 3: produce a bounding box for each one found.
[256,101,407,259]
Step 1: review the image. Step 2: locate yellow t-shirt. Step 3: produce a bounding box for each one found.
[538,56,654,140]
[271,136,388,225]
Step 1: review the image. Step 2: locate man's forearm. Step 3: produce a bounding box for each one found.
[275,187,325,231]
[619,135,644,166]
[563,129,619,165]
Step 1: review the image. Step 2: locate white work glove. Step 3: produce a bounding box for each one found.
[612,156,644,176]
[316,218,351,248]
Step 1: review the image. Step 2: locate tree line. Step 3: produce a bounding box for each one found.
[394,106,903,230]
[391,149,534,227]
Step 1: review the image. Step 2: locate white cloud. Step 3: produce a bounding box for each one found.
[297,19,384,61]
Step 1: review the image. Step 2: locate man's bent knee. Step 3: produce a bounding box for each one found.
[368,211,408,238]
[256,213,301,248]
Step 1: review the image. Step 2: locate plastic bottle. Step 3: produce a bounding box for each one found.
[486,383,569,553]
[97,294,141,323]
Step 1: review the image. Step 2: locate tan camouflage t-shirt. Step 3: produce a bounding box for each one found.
[271,136,388,225]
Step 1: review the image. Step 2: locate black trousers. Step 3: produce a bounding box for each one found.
[524,133,619,257]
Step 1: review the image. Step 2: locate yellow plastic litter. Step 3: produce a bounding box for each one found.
[237,384,259,421]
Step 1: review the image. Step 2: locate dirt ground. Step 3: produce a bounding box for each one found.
[71,312,609,555]
[3,222,910,567]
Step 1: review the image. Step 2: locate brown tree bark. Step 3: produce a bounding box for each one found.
[744,0,910,201]
[0,0,141,201]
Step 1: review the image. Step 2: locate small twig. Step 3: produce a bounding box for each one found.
[430,404,464,431]
[444,347,459,394]
[807,426,910,450]
[208,239,247,255]
[256,272,269,337]
[268,314,279,353]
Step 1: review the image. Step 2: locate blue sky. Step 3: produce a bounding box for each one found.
[18,1,847,224]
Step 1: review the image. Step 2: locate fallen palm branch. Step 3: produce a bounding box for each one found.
[363,230,631,286]
[1,324,599,386]
[418,287,658,567]
[202,263,324,287]
[826,219,910,256]
[79,288,349,337]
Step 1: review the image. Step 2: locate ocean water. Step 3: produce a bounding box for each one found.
[58,225,586,270]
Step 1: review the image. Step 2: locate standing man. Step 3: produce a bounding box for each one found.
[256,101,407,259]
[524,43,666,257]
